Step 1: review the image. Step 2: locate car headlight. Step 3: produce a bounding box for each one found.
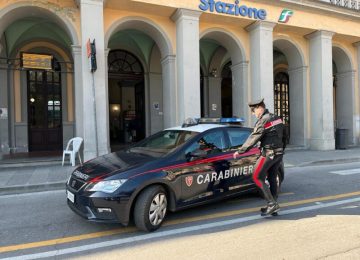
[85,179,127,193]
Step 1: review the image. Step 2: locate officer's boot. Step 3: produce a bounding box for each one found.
[262,202,280,216]
[260,185,279,216]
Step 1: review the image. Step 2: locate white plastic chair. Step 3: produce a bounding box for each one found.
[62,137,83,166]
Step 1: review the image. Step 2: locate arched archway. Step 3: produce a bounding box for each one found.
[200,28,248,122]
[106,17,176,132]
[0,4,79,46]
[273,37,307,147]
[332,45,355,146]
[0,4,77,154]
[108,50,145,149]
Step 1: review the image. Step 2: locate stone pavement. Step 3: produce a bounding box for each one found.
[0,147,360,195]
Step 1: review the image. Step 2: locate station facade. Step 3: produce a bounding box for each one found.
[1,0,360,160]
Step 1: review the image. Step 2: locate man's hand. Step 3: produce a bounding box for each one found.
[233,151,242,159]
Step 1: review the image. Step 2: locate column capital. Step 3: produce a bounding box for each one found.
[288,66,308,73]
[231,61,249,71]
[305,30,335,40]
[171,8,202,23]
[245,21,276,33]
[336,70,356,79]
[161,55,176,65]
[76,0,106,7]
[353,41,360,47]
[71,45,82,55]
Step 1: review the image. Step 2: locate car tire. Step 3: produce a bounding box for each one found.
[134,185,168,232]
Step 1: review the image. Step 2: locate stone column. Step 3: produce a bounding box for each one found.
[104,48,111,152]
[231,61,249,125]
[202,76,210,117]
[288,66,308,147]
[246,21,276,114]
[335,70,356,145]
[354,42,360,145]
[172,9,202,124]
[79,0,109,160]
[0,63,9,154]
[161,55,177,128]
[208,77,222,117]
[307,30,335,150]
[71,45,83,139]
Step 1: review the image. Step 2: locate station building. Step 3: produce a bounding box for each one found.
[1,0,360,160]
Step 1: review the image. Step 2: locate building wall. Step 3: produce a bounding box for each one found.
[1,0,360,158]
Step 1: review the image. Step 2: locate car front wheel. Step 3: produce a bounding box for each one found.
[134,185,168,232]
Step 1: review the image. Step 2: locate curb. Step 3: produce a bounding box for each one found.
[285,157,360,168]
[0,160,63,169]
[0,182,65,196]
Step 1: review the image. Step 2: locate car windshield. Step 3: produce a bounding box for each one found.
[128,130,198,157]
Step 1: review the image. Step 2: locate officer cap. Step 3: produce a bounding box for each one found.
[248,98,265,107]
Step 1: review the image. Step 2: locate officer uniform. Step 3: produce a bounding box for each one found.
[237,98,284,216]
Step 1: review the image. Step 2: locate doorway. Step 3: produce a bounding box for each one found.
[27,61,62,151]
[108,50,145,150]
[221,62,233,117]
[274,72,290,144]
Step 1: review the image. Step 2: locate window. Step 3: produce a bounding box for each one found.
[226,129,251,149]
[185,130,226,156]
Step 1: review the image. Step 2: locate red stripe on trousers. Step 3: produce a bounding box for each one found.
[253,156,266,188]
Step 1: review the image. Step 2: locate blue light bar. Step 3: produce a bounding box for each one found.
[197,117,245,124]
[220,117,245,123]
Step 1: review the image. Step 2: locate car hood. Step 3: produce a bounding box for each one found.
[73,151,154,181]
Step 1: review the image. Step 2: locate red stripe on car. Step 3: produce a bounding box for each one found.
[129,147,260,179]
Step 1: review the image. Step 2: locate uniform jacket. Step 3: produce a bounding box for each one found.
[238,109,284,153]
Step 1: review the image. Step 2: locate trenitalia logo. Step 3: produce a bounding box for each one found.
[198,0,267,20]
[278,9,293,23]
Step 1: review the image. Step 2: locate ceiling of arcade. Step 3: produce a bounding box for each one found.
[3,17,72,57]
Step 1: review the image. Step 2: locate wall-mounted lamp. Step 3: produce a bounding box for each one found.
[210,68,217,77]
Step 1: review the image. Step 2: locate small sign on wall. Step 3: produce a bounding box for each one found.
[0,108,8,119]
[153,102,160,110]
[212,104,217,111]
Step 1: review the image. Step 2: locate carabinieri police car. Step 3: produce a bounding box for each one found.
[66,118,285,232]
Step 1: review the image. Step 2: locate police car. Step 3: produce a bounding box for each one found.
[66,118,285,232]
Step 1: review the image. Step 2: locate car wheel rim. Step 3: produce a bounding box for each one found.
[149,193,167,226]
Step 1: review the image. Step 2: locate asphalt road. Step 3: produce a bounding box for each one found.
[0,162,360,259]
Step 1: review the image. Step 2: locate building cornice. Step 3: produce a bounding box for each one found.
[258,0,360,20]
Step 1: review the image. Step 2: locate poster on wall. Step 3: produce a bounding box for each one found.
[0,108,8,119]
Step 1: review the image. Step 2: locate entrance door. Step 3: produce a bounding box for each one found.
[274,72,290,144]
[27,64,62,151]
[108,50,145,150]
[221,62,232,117]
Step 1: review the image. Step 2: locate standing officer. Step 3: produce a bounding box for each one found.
[233,98,284,216]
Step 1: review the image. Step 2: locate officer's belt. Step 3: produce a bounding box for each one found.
[261,147,283,155]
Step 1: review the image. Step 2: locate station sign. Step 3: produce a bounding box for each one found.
[198,0,267,20]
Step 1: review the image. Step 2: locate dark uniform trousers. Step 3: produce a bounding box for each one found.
[253,152,283,204]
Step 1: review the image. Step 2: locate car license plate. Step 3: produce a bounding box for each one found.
[67,190,75,203]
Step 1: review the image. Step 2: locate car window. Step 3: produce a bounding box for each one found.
[129,130,198,157]
[226,129,251,148]
[185,130,226,157]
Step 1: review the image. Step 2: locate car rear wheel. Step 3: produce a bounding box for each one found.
[134,185,168,232]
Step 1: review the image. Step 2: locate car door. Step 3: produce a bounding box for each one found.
[173,129,229,207]
[224,127,260,192]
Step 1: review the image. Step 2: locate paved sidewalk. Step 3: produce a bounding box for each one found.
[0,147,360,195]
